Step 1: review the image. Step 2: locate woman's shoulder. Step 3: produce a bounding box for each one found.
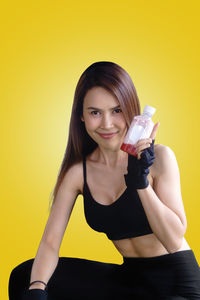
[154,143,176,160]
[64,159,84,195]
[151,143,178,177]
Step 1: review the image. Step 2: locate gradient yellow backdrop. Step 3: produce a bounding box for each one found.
[1,1,200,299]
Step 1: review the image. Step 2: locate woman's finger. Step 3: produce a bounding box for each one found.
[137,151,142,160]
[150,122,160,140]
[135,143,151,158]
[135,143,151,154]
[135,138,152,148]
[135,142,152,160]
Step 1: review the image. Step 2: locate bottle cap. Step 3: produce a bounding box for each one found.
[143,105,156,117]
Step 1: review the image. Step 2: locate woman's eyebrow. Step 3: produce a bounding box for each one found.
[86,105,121,110]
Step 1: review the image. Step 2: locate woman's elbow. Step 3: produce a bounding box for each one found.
[167,231,186,254]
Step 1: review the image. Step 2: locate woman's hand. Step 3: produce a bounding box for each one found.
[135,122,160,160]
[124,122,160,190]
[22,289,48,300]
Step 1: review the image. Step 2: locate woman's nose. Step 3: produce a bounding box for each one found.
[100,114,113,129]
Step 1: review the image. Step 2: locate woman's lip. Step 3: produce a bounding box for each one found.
[97,132,118,139]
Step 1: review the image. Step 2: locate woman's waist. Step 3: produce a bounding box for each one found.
[112,235,191,258]
[120,249,200,281]
[122,249,194,265]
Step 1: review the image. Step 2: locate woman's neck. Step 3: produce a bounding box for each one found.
[94,146,128,169]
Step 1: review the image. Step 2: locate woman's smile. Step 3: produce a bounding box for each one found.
[97,132,118,139]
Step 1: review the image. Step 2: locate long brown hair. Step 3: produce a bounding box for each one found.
[48,61,141,211]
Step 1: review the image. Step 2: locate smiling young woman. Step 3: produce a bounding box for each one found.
[9,61,200,300]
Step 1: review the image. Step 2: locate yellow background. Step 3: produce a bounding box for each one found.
[1,1,200,299]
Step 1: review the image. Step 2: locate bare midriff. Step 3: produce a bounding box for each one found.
[111,234,191,258]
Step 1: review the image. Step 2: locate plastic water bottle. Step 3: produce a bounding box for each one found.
[121,105,156,156]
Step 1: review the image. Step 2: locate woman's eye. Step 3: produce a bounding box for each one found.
[114,108,122,113]
[91,111,100,115]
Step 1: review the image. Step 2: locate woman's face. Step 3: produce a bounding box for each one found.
[81,86,127,150]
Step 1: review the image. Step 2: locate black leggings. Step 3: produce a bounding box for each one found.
[9,250,200,300]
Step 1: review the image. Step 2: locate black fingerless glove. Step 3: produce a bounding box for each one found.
[22,289,48,300]
[124,139,155,189]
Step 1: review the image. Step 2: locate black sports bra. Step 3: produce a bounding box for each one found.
[82,155,153,240]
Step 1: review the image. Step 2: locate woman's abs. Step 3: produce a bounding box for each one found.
[111,234,191,257]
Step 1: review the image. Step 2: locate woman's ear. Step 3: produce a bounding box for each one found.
[81,115,84,122]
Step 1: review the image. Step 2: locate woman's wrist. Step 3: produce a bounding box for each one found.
[29,283,46,290]
[29,280,47,291]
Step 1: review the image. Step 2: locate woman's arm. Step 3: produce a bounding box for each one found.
[28,162,82,290]
[28,241,59,290]
[137,145,187,253]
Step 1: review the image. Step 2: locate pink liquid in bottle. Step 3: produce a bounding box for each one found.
[121,143,137,156]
